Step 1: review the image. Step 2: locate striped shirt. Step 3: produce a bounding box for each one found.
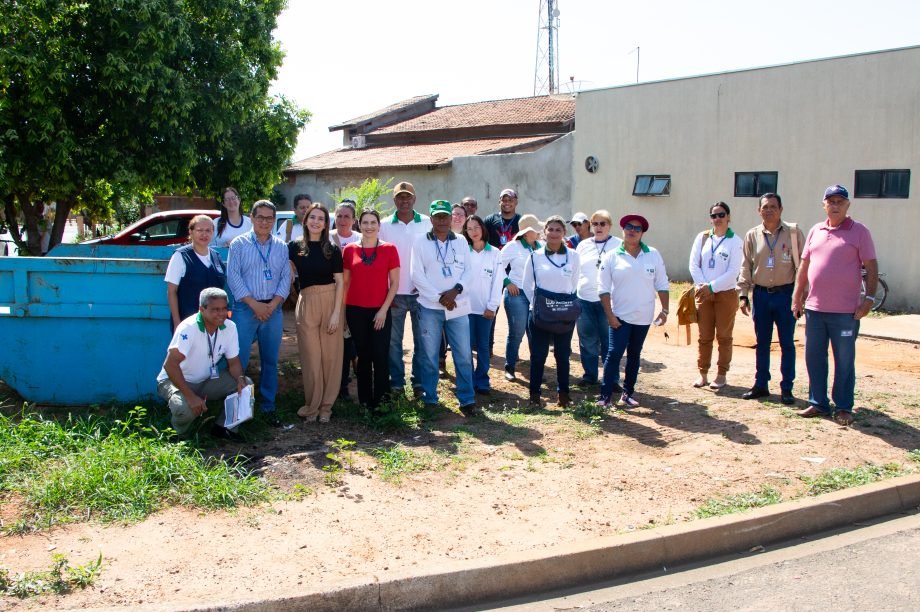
[227,231,291,301]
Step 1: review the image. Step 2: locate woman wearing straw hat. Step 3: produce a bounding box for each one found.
[499,213,542,381]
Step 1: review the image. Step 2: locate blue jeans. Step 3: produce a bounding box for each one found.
[469,313,494,391]
[576,299,609,383]
[752,286,797,392]
[388,294,424,391]
[527,313,574,394]
[804,310,859,413]
[418,307,475,406]
[234,301,283,413]
[503,290,530,371]
[601,322,650,398]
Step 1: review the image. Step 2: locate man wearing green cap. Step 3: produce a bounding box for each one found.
[410,200,476,416]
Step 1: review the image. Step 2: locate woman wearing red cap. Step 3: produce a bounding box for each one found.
[597,214,669,407]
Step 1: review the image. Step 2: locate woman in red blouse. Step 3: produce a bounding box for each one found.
[342,209,400,410]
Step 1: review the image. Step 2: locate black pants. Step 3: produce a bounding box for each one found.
[346,305,392,409]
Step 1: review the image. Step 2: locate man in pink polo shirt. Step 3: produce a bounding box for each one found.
[791,184,878,426]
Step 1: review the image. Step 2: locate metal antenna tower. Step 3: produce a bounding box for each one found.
[533,0,560,96]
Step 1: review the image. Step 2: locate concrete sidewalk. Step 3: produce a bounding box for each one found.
[857,314,920,344]
[201,474,920,612]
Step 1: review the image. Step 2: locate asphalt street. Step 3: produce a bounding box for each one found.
[477,512,919,612]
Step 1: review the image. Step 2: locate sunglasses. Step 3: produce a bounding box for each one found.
[710,212,728,219]
[623,223,644,232]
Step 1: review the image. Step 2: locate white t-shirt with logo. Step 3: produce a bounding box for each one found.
[157,314,240,384]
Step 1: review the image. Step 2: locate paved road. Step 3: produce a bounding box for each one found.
[478,513,919,611]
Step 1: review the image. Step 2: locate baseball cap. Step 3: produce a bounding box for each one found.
[619,214,649,232]
[569,212,589,225]
[823,184,849,200]
[499,188,518,199]
[429,200,452,216]
[393,182,415,197]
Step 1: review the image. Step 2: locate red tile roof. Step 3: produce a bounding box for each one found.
[371,95,575,135]
[285,136,562,173]
[328,94,438,131]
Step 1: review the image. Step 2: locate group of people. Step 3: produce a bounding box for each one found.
[156,180,877,439]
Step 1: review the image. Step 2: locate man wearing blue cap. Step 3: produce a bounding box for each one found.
[791,185,877,426]
[410,200,476,416]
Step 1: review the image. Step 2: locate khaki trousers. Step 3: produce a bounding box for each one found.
[696,289,739,376]
[295,284,343,419]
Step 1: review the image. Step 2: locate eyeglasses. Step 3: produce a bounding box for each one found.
[623,223,644,232]
[253,215,275,222]
[710,212,727,219]
[591,221,608,227]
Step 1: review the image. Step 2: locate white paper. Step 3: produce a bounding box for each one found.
[445,295,472,320]
[223,385,254,429]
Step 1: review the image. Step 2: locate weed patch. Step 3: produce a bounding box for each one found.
[800,463,906,496]
[0,407,269,531]
[0,554,102,598]
[373,444,431,483]
[694,485,782,519]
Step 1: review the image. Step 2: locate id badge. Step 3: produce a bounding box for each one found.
[442,266,453,278]
[500,234,507,246]
[209,365,219,380]
[561,267,574,278]
[263,269,273,281]
[766,256,775,269]
[708,258,716,269]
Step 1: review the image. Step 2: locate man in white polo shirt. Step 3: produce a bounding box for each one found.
[379,181,431,396]
[157,287,252,440]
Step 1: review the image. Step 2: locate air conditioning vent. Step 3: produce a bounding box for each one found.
[351,135,367,149]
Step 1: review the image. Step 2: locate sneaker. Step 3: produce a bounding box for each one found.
[504,367,516,381]
[318,415,331,423]
[459,403,476,417]
[211,425,244,442]
[619,392,640,408]
[262,413,282,428]
[596,396,611,408]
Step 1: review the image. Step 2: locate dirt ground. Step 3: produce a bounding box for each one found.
[2,310,919,610]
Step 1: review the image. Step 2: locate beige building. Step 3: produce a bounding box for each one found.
[572,45,920,310]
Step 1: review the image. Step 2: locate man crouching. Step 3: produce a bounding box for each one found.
[156,287,252,440]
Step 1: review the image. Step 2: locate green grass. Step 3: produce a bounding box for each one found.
[694,485,783,519]
[800,463,906,496]
[373,443,431,483]
[0,553,102,598]
[908,449,920,463]
[0,406,269,532]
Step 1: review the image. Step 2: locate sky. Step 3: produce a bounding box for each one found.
[272,0,920,162]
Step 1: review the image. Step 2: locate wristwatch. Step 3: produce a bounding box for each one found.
[453,283,464,294]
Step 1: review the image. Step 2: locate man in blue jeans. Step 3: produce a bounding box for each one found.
[410,200,476,416]
[791,185,878,426]
[379,181,431,396]
[226,200,291,427]
[737,193,805,405]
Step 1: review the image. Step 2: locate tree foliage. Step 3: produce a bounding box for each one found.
[0,0,309,254]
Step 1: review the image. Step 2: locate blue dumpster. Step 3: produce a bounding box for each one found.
[0,255,172,405]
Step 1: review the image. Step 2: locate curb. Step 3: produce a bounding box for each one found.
[209,474,920,611]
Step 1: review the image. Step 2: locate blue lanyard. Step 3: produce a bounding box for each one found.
[764,228,780,256]
[435,237,455,265]
[544,248,568,269]
[500,217,515,234]
[252,234,273,267]
[206,329,218,367]
[709,233,728,258]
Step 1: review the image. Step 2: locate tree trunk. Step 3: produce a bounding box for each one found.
[16,193,44,256]
[49,197,74,251]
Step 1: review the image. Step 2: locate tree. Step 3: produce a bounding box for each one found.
[0,0,308,254]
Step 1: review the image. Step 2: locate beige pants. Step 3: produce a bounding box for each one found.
[295,284,343,418]
[696,289,739,376]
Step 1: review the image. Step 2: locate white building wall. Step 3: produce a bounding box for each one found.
[278,133,574,222]
[572,46,920,311]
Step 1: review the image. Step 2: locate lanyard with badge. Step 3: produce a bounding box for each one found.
[594,236,612,268]
[499,218,514,246]
[252,234,273,280]
[206,328,220,379]
[435,237,457,277]
[764,229,780,269]
[708,233,727,269]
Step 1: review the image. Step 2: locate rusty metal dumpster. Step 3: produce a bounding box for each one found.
[0,255,172,404]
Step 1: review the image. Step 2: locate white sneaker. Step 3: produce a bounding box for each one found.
[619,392,640,408]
